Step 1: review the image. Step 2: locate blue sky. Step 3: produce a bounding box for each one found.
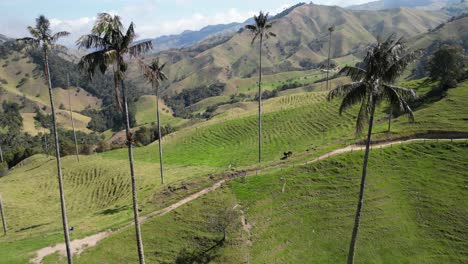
[0,0,370,46]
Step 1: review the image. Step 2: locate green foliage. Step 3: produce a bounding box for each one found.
[164,83,226,118]
[0,101,23,132]
[428,46,465,90]
[84,103,137,132]
[134,124,176,146]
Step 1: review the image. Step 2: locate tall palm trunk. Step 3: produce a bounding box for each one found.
[44,135,49,158]
[258,35,263,166]
[326,30,332,91]
[347,101,376,264]
[44,49,73,264]
[0,146,3,163]
[67,75,80,162]
[120,69,146,264]
[0,194,7,235]
[154,81,164,184]
[387,107,393,132]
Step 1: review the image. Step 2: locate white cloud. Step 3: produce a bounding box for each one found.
[43,0,371,47]
[149,8,255,37]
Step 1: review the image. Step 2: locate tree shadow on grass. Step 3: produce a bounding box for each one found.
[16,223,50,232]
[98,205,128,215]
[173,238,225,264]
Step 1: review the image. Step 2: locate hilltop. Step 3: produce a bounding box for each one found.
[348,0,461,11]
[140,3,448,96]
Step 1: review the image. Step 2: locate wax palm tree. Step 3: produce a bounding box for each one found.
[245,11,276,166]
[137,58,168,184]
[16,15,73,264]
[327,35,419,264]
[326,25,335,90]
[67,74,80,162]
[77,13,152,264]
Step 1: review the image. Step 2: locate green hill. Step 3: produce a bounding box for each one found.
[0,74,467,263]
[139,3,447,96]
[42,141,468,263]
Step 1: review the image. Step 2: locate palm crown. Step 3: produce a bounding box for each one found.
[245,11,276,44]
[328,35,419,133]
[17,15,69,52]
[77,13,153,110]
[138,58,168,86]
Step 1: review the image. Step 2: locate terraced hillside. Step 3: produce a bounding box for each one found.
[0,155,222,263]
[1,77,467,263]
[44,141,468,263]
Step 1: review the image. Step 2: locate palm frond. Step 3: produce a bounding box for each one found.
[336,83,368,115]
[76,34,106,50]
[383,50,422,83]
[136,57,156,82]
[339,66,367,81]
[129,40,153,57]
[382,84,416,121]
[51,31,70,42]
[327,81,365,101]
[78,49,115,77]
[27,26,42,39]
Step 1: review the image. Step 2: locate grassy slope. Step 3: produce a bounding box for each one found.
[0,154,221,263]
[44,186,248,264]
[231,142,468,263]
[0,51,101,134]
[134,95,186,127]
[1,78,467,263]
[102,79,468,168]
[46,142,468,263]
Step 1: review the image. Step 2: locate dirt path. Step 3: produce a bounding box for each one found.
[31,180,226,264]
[30,137,466,263]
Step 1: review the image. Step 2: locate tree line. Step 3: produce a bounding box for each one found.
[1,9,466,264]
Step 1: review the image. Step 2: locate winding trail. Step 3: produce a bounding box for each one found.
[30,137,467,263]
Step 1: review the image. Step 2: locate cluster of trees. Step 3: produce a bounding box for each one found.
[428,46,466,91]
[134,124,175,146]
[83,104,137,132]
[0,102,101,169]
[164,82,226,118]
[4,8,466,264]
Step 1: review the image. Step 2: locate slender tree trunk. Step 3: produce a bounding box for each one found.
[67,75,79,162]
[347,102,376,264]
[44,135,49,158]
[326,30,332,91]
[44,49,73,264]
[113,66,122,112]
[387,107,393,133]
[120,70,146,264]
[258,35,263,166]
[0,146,3,163]
[154,81,164,184]
[0,194,7,235]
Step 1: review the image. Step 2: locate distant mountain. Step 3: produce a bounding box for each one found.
[0,34,10,42]
[348,0,461,11]
[148,20,251,53]
[133,3,448,95]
